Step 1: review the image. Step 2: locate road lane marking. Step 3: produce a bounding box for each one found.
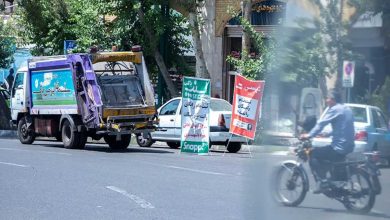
[106,186,155,209]
[270,151,290,156]
[0,148,72,156]
[0,161,29,168]
[166,165,229,176]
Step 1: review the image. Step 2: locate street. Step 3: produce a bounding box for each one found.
[0,138,390,220]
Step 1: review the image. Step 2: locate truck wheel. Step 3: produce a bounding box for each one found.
[55,133,62,142]
[167,142,180,149]
[136,133,154,147]
[17,117,35,144]
[104,135,131,151]
[226,142,242,153]
[62,120,87,149]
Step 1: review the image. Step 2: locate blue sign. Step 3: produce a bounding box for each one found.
[64,40,77,54]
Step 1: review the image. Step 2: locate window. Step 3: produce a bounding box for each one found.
[159,99,180,116]
[211,99,232,111]
[12,72,25,98]
[350,107,367,123]
[374,109,387,129]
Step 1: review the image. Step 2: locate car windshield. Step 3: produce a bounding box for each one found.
[350,106,368,123]
[210,99,231,111]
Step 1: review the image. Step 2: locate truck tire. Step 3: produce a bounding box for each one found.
[167,142,180,149]
[104,135,131,151]
[226,142,241,153]
[62,120,87,149]
[136,133,154,147]
[17,117,35,144]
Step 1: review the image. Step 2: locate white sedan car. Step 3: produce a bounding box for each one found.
[136,97,247,153]
[312,103,390,164]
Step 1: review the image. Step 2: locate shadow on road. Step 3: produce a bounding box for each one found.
[84,145,175,154]
[297,206,390,219]
[32,142,174,154]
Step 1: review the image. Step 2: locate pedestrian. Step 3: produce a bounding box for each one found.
[6,68,14,91]
[300,89,355,194]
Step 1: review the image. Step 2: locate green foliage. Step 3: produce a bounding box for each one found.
[226,17,274,80]
[276,20,328,87]
[95,0,192,76]
[16,0,192,79]
[16,0,107,55]
[364,76,390,117]
[0,22,16,68]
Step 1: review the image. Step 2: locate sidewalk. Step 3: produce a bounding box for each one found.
[0,130,16,138]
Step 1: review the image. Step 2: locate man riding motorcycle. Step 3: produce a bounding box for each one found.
[300,89,355,194]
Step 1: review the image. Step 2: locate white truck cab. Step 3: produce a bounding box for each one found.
[10,66,29,123]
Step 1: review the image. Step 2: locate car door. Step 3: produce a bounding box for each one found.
[373,108,390,156]
[173,100,183,138]
[10,71,26,120]
[152,98,180,140]
[371,108,387,151]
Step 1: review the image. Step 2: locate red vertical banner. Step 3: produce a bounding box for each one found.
[230,74,265,140]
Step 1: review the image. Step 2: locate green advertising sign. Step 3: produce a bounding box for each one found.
[181,77,211,154]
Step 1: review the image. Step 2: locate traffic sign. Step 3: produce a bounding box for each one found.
[342,61,355,88]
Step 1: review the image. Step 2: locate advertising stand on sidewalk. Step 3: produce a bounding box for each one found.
[226,74,265,156]
[180,77,211,155]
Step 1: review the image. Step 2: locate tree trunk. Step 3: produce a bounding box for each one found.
[154,50,179,97]
[188,11,210,79]
[137,7,179,97]
[242,0,252,56]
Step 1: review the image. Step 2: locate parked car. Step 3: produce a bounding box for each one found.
[136,97,247,153]
[312,103,390,165]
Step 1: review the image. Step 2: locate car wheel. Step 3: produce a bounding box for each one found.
[136,133,154,147]
[104,135,131,151]
[167,142,180,149]
[226,142,242,153]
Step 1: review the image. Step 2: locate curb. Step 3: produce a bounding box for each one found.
[0,130,17,138]
[152,141,290,154]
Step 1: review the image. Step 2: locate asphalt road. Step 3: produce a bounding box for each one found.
[0,138,389,220]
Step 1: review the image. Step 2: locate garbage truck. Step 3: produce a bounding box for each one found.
[10,48,157,150]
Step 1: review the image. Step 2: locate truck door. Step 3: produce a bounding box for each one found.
[10,71,26,120]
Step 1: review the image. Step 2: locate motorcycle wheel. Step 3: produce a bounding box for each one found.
[273,163,307,207]
[343,169,376,214]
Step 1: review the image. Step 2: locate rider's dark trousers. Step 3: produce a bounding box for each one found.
[309,145,345,181]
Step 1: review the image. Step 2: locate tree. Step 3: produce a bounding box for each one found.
[277,20,328,90]
[241,0,252,55]
[172,0,210,79]
[16,0,194,98]
[94,0,192,97]
[16,0,107,55]
[0,22,15,68]
[278,0,368,98]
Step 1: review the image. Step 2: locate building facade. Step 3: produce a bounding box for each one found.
[171,0,387,136]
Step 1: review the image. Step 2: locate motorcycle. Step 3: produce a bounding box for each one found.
[272,138,382,213]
